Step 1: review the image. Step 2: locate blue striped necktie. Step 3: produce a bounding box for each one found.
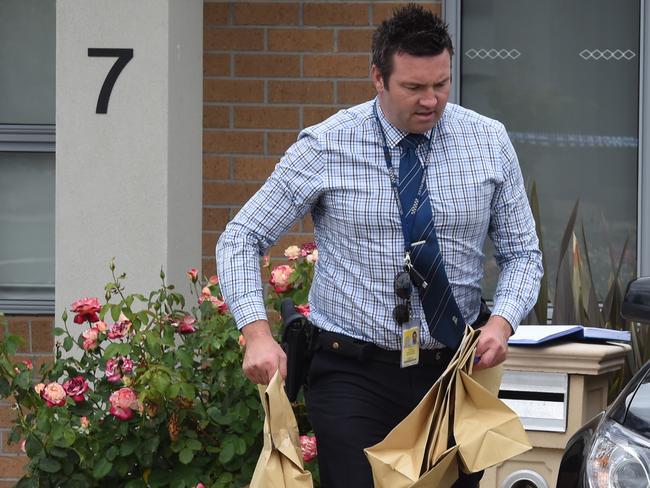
[398,134,465,350]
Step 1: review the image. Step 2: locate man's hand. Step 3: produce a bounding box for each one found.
[241,320,287,385]
[473,315,512,371]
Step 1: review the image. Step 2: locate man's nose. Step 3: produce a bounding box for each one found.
[419,89,437,108]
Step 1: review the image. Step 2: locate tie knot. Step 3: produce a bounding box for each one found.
[399,133,427,150]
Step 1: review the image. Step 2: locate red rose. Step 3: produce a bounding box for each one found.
[62,376,89,402]
[70,297,101,324]
[299,435,317,462]
[296,304,310,317]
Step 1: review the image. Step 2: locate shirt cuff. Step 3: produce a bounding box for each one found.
[228,292,268,330]
[490,300,526,332]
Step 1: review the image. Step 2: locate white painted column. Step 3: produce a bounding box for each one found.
[56,0,202,321]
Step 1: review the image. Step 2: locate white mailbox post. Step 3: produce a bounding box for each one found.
[481,341,630,488]
[55,0,202,324]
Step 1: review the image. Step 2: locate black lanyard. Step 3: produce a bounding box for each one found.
[373,101,435,254]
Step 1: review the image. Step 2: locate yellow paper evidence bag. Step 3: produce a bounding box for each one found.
[365,327,531,488]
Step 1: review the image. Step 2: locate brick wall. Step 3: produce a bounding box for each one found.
[202,0,442,275]
[0,316,53,485]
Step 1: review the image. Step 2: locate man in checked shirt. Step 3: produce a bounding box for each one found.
[216,4,542,487]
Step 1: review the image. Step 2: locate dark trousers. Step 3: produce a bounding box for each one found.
[306,350,483,488]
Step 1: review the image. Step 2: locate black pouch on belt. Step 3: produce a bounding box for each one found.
[280,298,317,403]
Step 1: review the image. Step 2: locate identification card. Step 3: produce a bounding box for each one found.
[400,320,420,368]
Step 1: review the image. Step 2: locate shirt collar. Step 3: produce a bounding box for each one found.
[374,97,437,149]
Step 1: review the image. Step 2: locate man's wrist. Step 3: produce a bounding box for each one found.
[489,315,514,337]
[241,320,273,341]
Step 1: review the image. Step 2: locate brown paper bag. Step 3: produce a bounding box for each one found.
[366,325,530,487]
[454,368,531,473]
[365,328,479,488]
[250,371,313,488]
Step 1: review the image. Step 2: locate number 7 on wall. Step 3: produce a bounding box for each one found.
[87,48,134,114]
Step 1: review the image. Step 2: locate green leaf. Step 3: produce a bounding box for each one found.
[111,303,122,322]
[25,435,42,457]
[48,446,68,458]
[186,438,202,451]
[0,377,9,397]
[92,457,113,479]
[63,336,74,352]
[235,437,247,455]
[168,383,180,398]
[103,342,131,359]
[218,441,235,464]
[179,383,195,399]
[36,409,50,433]
[51,422,66,442]
[53,327,66,336]
[5,334,24,356]
[151,374,171,395]
[60,428,76,447]
[179,447,194,465]
[106,445,118,461]
[14,371,30,390]
[39,457,62,473]
[120,437,138,456]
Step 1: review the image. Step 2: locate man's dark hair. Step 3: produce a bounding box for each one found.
[372,3,454,86]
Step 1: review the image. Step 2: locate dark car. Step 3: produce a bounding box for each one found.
[557,277,650,488]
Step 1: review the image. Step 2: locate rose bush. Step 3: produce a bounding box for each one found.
[0,263,263,487]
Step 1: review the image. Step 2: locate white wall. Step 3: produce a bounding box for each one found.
[56,0,202,323]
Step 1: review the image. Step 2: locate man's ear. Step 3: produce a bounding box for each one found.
[371,65,384,94]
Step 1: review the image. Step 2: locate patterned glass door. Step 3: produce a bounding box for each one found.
[458,0,640,302]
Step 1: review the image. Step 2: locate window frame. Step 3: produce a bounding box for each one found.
[0,123,55,314]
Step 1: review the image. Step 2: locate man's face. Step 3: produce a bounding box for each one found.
[372,51,451,134]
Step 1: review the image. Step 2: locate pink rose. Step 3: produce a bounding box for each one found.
[284,245,301,261]
[186,268,199,282]
[108,320,131,340]
[109,387,139,421]
[80,416,90,429]
[262,255,270,268]
[210,296,228,314]
[208,275,219,285]
[296,304,311,317]
[300,242,317,257]
[82,326,100,351]
[21,359,33,370]
[41,383,66,407]
[238,334,246,347]
[198,288,228,314]
[196,484,206,488]
[176,315,197,334]
[63,376,89,402]
[306,249,319,264]
[270,265,294,293]
[299,435,317,462]
[34,383,45,395]
[70,297,101,324]
[105,357,135,383]
[95,321,107,333]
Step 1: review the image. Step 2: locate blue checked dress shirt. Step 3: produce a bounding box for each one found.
[216,99,543,350]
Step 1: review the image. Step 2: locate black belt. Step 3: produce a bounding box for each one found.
[315,329,454,366]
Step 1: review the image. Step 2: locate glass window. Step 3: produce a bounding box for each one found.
[459,0,640,300]
[0,0,55,124]
[0,0,55,314]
